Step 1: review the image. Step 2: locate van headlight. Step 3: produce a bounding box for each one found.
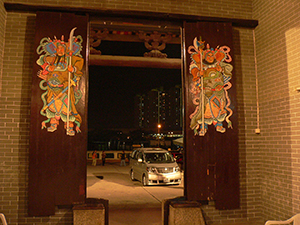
[147,167,157,173]
[174,166,180,172]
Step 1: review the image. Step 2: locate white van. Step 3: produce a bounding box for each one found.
[129,148,182,186]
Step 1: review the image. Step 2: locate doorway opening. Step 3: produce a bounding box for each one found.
[86,19,184,211]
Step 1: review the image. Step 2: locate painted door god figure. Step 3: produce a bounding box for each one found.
[188,37,233,136]
[36,28,84,136]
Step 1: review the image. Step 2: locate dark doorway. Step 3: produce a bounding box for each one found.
[86,32,184,224]
[88,66,181,131]
[87,21,183,150]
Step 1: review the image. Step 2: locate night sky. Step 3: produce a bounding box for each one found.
[88,65,181,131]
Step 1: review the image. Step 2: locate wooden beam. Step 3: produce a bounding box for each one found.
[89,55,181,69]
[4,3,258,28]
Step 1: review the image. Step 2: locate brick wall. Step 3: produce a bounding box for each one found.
[0,0,265,224]
[253,0,300,222]
[0,10,32,224]
[0,0,5,95]
[0,0,5,218]
[3,0,253,20]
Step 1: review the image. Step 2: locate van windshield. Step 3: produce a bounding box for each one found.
[144,152,174,163]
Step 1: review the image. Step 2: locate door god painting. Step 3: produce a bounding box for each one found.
[36,28,84,136]
[188,37,233,136]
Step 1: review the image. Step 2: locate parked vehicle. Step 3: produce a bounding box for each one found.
[129,148,182,186]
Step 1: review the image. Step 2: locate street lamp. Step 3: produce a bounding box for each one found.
[157,124,161,147]
[157,124,161,135]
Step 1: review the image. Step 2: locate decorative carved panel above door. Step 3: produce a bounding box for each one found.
[89,20,182,68]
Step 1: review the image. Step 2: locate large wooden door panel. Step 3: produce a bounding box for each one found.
[29,11,88,216]
[183,21,239,209]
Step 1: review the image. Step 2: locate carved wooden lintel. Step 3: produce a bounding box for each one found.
[90,28,108,55]
[89,27,180,59]
[139,31,173,58]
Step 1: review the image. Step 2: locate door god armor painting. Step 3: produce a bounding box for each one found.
[188,37,233,136]
[36,28,84,136]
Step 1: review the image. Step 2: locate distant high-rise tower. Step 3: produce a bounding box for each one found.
[165,85,182,131]
[134,85,182,132]
[144,89,159,130]
[133,94,145,129]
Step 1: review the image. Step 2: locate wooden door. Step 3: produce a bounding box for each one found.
[28,11,89,216]
[183,21,240,209]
